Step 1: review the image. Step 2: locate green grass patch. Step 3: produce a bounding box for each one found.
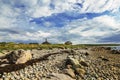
[0,42,119,50]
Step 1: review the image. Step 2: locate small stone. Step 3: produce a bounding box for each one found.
[75,68,86,78]
[79,57,85,62]
[97,78,102,80]
[49,73,76,80]
[67,57,81,68]
[80,61,89,67]
[102,58,109,61]
[67,65,72,69]
[4,78,10,80]
[98,56,109,61]
[64,69,76,79]
[23,78,29,80]
[85,52,89,56]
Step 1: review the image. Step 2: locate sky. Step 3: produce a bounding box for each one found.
[0,0,120,44]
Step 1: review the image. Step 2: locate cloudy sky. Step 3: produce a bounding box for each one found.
[0,0,120,44]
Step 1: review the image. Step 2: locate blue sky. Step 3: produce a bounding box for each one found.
[0,0,120,44]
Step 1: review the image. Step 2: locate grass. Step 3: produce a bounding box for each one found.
[0,44,84,50]
[0,42,120,52]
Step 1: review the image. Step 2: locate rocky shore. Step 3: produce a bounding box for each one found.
[0,47,120,80]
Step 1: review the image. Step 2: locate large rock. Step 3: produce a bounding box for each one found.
[7,49,32,64]
[111,50,120,54]
[65,56,86,78]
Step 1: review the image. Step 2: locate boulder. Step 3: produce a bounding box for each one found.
[7,49,32,64]
[111,50,120,54]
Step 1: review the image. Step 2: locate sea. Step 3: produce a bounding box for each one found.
[109,46,120,50]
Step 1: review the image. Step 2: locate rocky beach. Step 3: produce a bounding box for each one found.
[0,47,120,80]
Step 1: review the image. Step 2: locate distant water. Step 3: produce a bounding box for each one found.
[109,46,120,50]
[103,46,120,50]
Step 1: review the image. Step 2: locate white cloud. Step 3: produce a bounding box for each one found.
[12,0,38,7]
[0,15,17,29]
[65,15,120,43]
[80,0,113,13]
[26,31,51,38]
[25,0,120,18]
[0,0,120,43]
[30,6,52,18]
[1,0,120,18]
[3,30,52,42]
[0,1,19,29]
[93,15,120,29]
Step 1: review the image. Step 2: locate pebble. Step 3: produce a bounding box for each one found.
[0,49,119,80]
